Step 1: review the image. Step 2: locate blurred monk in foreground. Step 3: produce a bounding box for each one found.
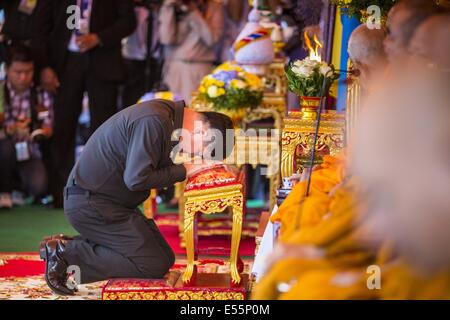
[252,25,388,300]
[252,0,448,300]
[352,10,450,299]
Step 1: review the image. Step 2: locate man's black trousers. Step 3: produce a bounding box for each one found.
[62,191,175,284]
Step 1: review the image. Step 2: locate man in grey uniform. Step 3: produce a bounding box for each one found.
[40,99,233,295]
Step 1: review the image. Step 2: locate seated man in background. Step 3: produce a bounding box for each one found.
[407,13,450,70]
[383,0,444,74]
[0,45,53,209]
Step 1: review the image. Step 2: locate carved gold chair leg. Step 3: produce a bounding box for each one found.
[281,148,295,179]
[178,195,186,247]
[143,189,157,219]
[269,174,280,211]
[182,203,197,285]
[177,181,187,242]
[229,197,244,285]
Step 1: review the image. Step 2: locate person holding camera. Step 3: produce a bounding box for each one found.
[159,0,225,102]
[0,46,53,209]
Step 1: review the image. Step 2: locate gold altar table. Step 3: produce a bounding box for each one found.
[281,110,346,179]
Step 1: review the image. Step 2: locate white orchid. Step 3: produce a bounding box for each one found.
[286,57,338,97]
[299,65,314,77]
[291,66,302,75]
[319,64,333,77]
[302,57,317,68]
[293,60,304,68]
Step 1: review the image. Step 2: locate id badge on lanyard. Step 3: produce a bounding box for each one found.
[18,0,38,16]
[15,141,30,162]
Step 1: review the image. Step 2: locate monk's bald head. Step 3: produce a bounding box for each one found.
[384,0,443,65]
[409,14,450,69]
[348,24,387,82]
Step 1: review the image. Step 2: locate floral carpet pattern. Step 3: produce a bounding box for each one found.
[0,253,253,300]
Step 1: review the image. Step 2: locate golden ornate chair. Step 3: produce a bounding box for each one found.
[227,132,280,211]
[231,92,285,212]
[177,131,280,243]
[264,58,288,95]
[242,92,286,131]
[181,165,246,286]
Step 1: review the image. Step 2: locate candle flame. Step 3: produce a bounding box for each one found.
[304,32,322,62]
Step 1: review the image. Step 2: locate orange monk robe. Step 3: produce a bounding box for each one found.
[376,243,450,300]
[268,244,450,300]
[271,153,348,242]
[277,268,377,300]
[252,176,378,300]
[252,232,385,299]
[380,260,450,300]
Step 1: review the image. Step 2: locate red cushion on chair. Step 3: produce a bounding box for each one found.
[185,165,241,192]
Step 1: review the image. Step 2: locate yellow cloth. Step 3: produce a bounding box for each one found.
[255,148,450,300]
[256,150,450,300]
[253,152,380,299]
[278,268,377,300]
[251,258,333,300]
[271,153,347,242]
[286,182,358,246]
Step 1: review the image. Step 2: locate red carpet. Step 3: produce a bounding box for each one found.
[157,215,256,257]
[0,214,255,278]
[0,258,45,277]
[0,253,253,300]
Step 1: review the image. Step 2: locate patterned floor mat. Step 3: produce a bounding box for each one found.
[0,253,253,300]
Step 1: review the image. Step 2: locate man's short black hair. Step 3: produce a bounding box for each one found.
[5,45,34,67]
[200,111,234,161]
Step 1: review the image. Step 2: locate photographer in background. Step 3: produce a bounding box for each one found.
[0,46,53,209]
[159,0,225,102]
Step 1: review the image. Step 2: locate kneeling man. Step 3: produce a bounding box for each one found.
[41,99,233,295]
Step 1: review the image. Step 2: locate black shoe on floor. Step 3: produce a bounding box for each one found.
[44,239,75,296]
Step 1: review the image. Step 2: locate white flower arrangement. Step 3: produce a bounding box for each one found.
[285,57,339,97]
